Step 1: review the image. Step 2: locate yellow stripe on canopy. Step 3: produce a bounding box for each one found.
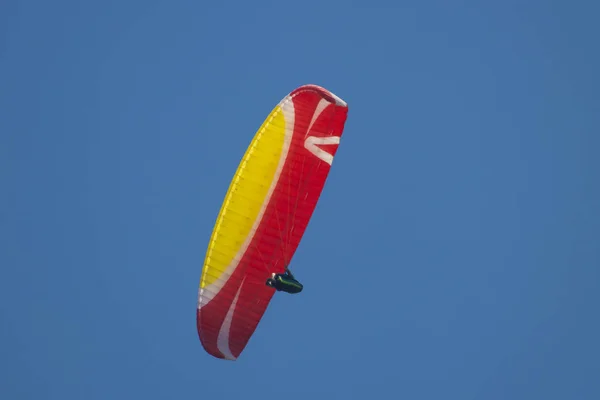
[200,106,287,289]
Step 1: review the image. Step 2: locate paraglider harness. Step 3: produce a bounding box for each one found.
[266,268,303,294]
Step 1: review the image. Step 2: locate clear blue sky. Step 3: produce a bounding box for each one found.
[2,1,599,399]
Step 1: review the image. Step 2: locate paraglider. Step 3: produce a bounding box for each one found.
[266,268,303,294]
[196,84,349,360]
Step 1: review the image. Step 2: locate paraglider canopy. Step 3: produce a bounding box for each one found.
[196,84,349,360]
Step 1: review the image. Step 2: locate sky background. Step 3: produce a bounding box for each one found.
[1,1,599,399]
